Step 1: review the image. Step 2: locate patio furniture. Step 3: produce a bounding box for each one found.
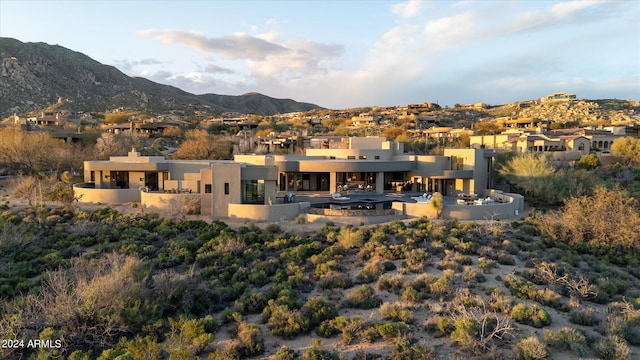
[331,193,350,201]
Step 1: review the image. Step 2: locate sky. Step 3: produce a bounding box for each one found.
[1,0,639,109]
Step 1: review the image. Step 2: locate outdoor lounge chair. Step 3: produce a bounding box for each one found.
[331,193,350,201]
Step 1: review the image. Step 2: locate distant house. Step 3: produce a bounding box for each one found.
[103,120,186,135]
[350,113,378,127]
[471,127,620,156]
[540,92,577,103]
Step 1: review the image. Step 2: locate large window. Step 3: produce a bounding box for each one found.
[284,172,329,191]
[144,172,159,191]
[242,180,264,204]
[452,156,464,170]
[113,171,129,189]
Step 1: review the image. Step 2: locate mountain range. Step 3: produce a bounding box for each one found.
[0,37,323,117]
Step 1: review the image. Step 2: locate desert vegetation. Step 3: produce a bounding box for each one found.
[0,196,637,359]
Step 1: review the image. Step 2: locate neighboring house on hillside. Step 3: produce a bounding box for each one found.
[470,127,621,156]
[540,92,577,103]
[350,113,378,127]
[103,119,187,135]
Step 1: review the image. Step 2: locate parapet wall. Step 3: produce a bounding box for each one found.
[395,190,524,220]
[228,202,310,222]
[74,183,140,203]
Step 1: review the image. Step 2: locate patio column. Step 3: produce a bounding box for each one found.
[330,171,337,193]
[375,172,384,194]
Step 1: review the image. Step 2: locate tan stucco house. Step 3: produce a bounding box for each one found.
[75,137,517,221]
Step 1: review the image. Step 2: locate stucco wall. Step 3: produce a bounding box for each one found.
[140,192,202,214]
[212,163,241,217]
[227,202,310,221]
[396,191,524,220]
[74,184,140,203]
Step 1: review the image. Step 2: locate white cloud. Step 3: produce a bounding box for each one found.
[391,0,428,18]
[204,64,235,75]
[130,1,636,108]
[113,58,165,71]
[423,11,477,45]
[138,29,288,60]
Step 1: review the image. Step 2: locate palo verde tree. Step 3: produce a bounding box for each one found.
[498,153,595,206]
[172,129,233,160]
[610,137,640,166]
[533,186,640,261]
[0,127,68,174]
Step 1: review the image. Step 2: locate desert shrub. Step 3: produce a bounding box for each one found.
[356,260,385,283]
[344,285,382,309]
[337,227,365,249]
[377,322,409,340]
[274,345,296,360]
[120,335,161,360]
[318,271,353,289]
[487,290,513,314]
[237,322,264,357]
[263,301,309,338]
[462,266,485,283]
[605,301,640,346]
[504,274,562,307]
[301,346,341,360]
[316,316,350,338]
[388,337,436,360]
[361,325,381,343]
[543,327,587,357]
[400,286,422,303]
[423,316,453,337]
[477,257,495,274]
[568,307,600,326]
[377,275,405,293]
[401,248,429,273]
[164,316,214,360]
[450,318,479,345]
[234,290,267,314]
[380,302,414,324]
[496,250,516,265]
[510,303,551,328]
[515,336,549,360]
[437,250,472,272]
[429,276,453,297]
[313,259,343,278]
[301,297,338,328]
[340,317,364,345]
[593,334,631,360]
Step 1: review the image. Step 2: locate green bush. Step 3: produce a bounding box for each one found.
[344,285,382,309]
[377,275,405,293]
[316,316,349,338]
[377,322,409,340]
[450,318,478,345]
[318,271,352,289]
[301,297,338,328]
[593,335,631,360]
[274,345,297,360]
[543,327,586,357]
[423,316,453,337]
[568,307,600,327]
[515,336,549,360]
[510,303,551,328]
[380,302,414,324]
[237,322,264,356]
[263,301,309,338]
[388,337,436,360]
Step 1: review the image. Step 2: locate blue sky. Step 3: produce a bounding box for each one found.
[1,0,638,109]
